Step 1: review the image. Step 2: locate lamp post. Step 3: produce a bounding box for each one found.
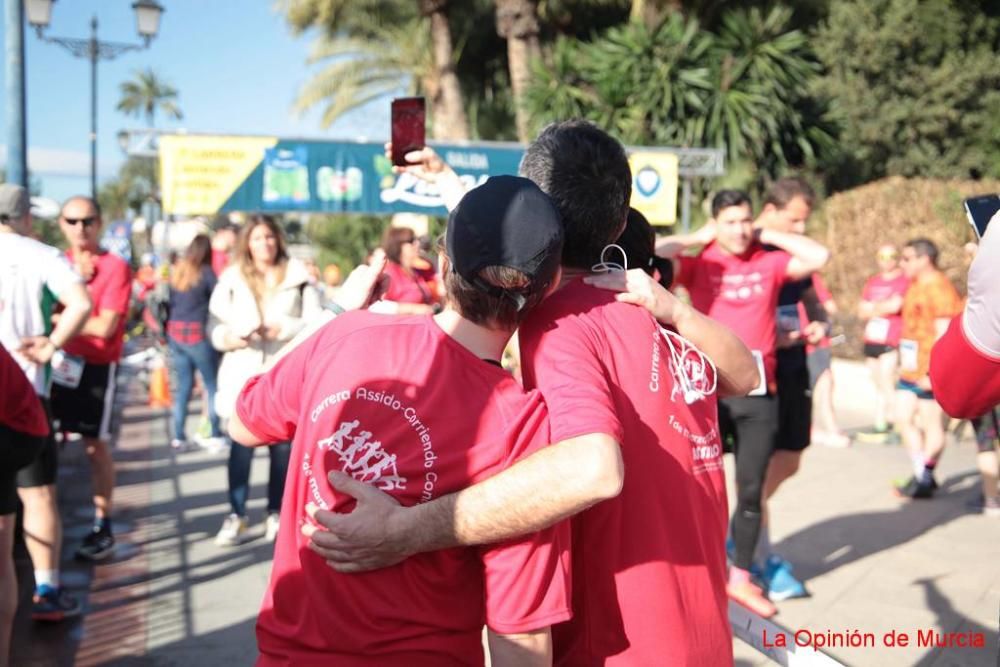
[26,0,164,198]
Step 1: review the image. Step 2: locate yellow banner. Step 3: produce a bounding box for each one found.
[628,152,679,225]
[159,135,278,214]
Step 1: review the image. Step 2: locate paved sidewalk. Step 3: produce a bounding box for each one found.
[11,360,1000,666]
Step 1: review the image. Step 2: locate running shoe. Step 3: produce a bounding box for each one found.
[893,476,935,499]
[265,512,281,542]
[762,556,808,601]
[215,514,248,546]
[75,527,115,561]
[727,580,777,618]
[32,585,82,622]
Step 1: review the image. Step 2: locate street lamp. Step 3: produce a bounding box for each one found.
[27,0,164,198]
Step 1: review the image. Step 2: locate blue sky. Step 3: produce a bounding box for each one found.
[0,0,396,202]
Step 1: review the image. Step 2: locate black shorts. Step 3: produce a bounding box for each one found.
[16,398,58,488]
[863,343,896,358]
[775,364,812,452]
[0,424,46,514]
[51,362,118,440]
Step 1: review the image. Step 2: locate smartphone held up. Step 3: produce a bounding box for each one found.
[391,97,426,166]
[963,194,1000,239]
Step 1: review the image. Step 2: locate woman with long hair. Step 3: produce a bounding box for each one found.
[208,215,322,546]
[167,234,223,451]
[377,226,439,315]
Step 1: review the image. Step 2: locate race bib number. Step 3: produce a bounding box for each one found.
[899,339,919,373]
[776,305,801,333]
[865,317,891,344]
[51,351,85,389]
[748,350,767,396]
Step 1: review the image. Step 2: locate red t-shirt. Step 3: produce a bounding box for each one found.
[236,312,571,666]
[211,247,230,277]
[0,343,49,437]
[519,280,731,667]
[382,261,437,305]
[678,242,792,388]
[930,315,1000,419]
[63,250,132,365]
[861,272,909,347]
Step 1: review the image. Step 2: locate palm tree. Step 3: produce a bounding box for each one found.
[116,68,183,127]
[496,0,541,142]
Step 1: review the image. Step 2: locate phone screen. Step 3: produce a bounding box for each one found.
[391,97,426,166]
[963,194,1000,239]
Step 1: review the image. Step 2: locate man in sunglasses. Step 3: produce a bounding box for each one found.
[50,196,133,561]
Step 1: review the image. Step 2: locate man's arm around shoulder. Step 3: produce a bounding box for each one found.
[306,432,623,572]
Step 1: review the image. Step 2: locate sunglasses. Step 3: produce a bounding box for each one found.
[63,217,97,227]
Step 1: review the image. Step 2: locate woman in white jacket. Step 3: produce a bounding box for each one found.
[208,215,322,546]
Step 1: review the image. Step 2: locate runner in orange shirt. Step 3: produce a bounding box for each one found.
[894,238,962,499]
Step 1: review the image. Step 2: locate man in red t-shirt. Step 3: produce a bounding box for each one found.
[306,122,762,665]
[50,196,133,562]
[858,244,910,437]
[657,189,830,617]
[0,342,51,664]
[228,176,571,665]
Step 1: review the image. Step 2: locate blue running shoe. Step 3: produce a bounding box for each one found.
[763,555,807,601]
[32,585,82,622]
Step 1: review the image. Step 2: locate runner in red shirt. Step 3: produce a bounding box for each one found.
[229,176,571,666]
[0,342,50,665]
[858,244,910,437]
[50,196,133,562]
[305,123,760,666]
[657,189,830,617]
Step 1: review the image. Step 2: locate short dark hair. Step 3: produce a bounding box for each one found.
[520,120,632,270]
[711,190,752,218]
[615,208,673,288]
[905,237,939,267]
[443,263,547,329]
[61,195,102,219]
[763,176,815,210]
[381,226,417,264]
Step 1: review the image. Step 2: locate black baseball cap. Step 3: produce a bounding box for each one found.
[446,175,564,310]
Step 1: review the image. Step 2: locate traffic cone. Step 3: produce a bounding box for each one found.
[149,357,172,408]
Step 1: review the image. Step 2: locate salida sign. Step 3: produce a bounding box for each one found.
[160,135,681,223]
[159,135,522,217]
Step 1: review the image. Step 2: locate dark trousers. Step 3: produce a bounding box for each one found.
[226,439,291,516]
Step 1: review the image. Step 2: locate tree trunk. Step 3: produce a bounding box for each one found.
[496,0,541,143]
[630,0,683,27]
[420,0,469,140]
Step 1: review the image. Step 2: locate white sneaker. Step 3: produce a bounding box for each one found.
[264,513,280,542]
[194,436,228,453]
[215,514,248,546]
[170,439,194,452]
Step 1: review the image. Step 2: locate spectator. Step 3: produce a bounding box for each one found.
[858,244,909,438]
[208,215,322,546]
[167,234,224,451]
[376,226,439,315]
[894,238,962,499]
[50,196,133,562]
[211,222,238,276]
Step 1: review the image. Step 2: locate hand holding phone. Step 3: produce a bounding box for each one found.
[390,97,426,166]
[963,194,1000,239]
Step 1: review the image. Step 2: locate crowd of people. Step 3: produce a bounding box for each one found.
[0,117,998,665]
